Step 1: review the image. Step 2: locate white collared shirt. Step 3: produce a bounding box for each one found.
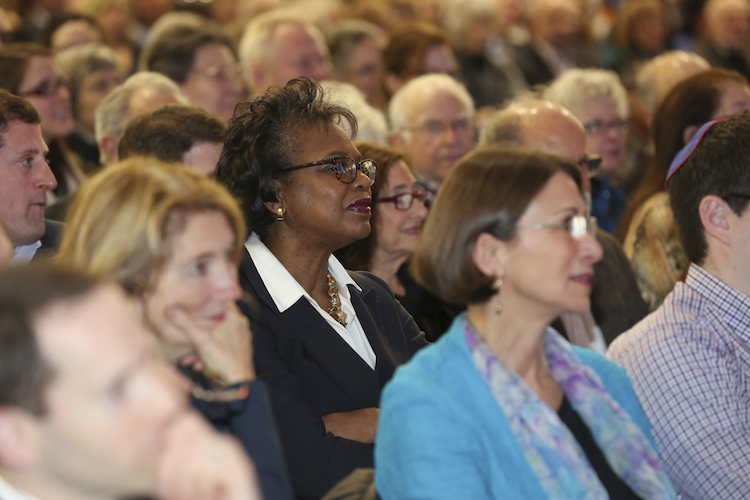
[246,233,377,369]
[10,241,41,265]
[0,474,40,500]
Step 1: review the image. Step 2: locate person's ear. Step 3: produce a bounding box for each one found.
[699,194,732,246]
[263,188,286,220]
[99,134,119,165]
[390,130,406,149]
[472,232,509,281]
[0,408,43,471]
[683,124,701,147]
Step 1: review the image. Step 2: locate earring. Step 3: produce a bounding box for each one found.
[276,207,285,221]
[494,278,503,315]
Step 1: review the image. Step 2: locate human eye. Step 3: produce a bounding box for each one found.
[188,259,209,277]
[421,120,444,135]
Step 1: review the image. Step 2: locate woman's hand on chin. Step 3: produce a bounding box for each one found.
[168,303,256,386]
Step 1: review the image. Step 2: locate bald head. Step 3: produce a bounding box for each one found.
[480,100,586,160]
[480,100,590,191]
[636,51,710,115]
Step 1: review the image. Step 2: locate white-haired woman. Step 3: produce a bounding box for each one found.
[544,68,630,234]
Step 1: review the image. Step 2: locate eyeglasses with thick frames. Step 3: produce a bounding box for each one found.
[579,154,602,178]
[377,187,428,210]
[285,156,377,185]
[517,215,598,241]
[19,77,67,98]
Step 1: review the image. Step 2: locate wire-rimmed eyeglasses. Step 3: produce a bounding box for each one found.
[285,156,377,185]
[517,215,598,241]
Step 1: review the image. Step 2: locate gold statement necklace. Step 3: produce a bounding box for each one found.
[326,272,348,326]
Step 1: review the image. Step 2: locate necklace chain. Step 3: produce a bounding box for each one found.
[326,271,348,326]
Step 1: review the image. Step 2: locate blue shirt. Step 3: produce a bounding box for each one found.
[591,176,626,234]
[608,264,750,500]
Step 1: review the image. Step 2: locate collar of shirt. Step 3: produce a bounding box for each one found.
[0,475,40,500]
[686,263,750,343]
[245,233,361,313]
[10,240,42,265]
[245,233,376,369]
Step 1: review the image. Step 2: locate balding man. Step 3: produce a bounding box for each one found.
[95,72,189,167]
[389,74,475,205]
[697,0,750,79]
[480,100,648,345]
[239,10,332,94]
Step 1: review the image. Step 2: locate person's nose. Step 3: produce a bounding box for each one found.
[213,259,242,302]
[578,229,603,265]
[36,162,58,191]
[410,196,428,220]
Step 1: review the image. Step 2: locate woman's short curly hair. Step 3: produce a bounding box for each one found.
[215,77,357,241]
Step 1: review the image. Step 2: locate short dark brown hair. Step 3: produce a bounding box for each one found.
[0,88,41,148]
[412,147,582,305]
[670,112,750,265]
[118,104,227,163]
[0,264,99,416]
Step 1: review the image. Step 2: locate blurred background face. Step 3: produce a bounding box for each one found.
[50,20,102,52]
[630,8,667,53]
[706,0,750,50]
[76,66,122,135]
[18,56,74,141]
[373,160,428,257]
[422,43,459,77]
[711,81,750,119]
[259,24,332,90]
[532,0,582,48]
[577,96,628,175]
[181,43,245,122]
[344,37,382,104]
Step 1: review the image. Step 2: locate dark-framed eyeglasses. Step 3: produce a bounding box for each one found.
[377,187,427,211]
[517,215,598,241]
[579,154,602,178]
[285,156,377,185]
[19,77,68,98]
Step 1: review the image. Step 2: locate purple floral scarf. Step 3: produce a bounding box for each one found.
[463,315,676,499]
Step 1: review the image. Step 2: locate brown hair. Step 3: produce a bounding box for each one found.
[338,141,407,270]
[617,68,748,241]
[382,22,449,96]
[0,43,53,95]
[413,147,582,305]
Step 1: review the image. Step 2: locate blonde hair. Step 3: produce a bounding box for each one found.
[58,158,245,295]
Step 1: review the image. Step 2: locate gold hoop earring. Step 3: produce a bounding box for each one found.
[277,207,285,221]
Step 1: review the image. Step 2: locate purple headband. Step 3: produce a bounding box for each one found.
[665,119,726,188]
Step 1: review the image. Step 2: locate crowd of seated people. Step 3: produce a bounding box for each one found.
[1,0,750,499]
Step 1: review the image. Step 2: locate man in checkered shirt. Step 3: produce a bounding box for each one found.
[608,113,750,500]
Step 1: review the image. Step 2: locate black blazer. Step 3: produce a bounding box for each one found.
[31,219,64,261]
[238,250,427,500]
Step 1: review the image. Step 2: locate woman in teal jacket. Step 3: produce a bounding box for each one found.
[375,148,676,499]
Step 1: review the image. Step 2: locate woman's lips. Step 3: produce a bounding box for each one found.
[571,273,594,287]
[348,198,372,214]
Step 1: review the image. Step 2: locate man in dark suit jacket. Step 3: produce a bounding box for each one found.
[239,249,426,500]
[0,90,61,264]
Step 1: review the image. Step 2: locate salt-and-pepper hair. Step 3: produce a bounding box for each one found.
[542,68,629,119]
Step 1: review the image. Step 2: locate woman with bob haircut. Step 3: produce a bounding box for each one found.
[375,147,677,499]
[216,77,426,499]
[57,159,294,500]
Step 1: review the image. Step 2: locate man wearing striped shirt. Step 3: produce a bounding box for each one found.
[608,114,750,500]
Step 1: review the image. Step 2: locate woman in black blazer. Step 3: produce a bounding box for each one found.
[216,78,427,500]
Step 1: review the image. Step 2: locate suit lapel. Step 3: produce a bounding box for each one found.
[240,250,382,407]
